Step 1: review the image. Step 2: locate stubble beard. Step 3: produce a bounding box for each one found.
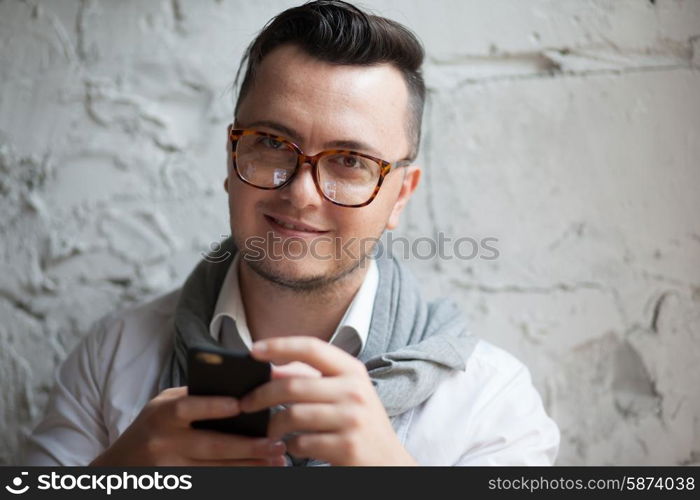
[241,250,368,294]
[233,231,381,296]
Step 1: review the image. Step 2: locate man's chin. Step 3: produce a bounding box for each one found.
[241,256,361,292]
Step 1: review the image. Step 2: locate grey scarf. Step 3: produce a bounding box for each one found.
[158,236,477,462]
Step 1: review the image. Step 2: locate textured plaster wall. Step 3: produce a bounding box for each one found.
[1,0,698,465]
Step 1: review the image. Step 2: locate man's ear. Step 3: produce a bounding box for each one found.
[224,122,236,193]
[386,165,422,230]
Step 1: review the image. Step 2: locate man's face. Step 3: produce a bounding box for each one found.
[225,44,420,289]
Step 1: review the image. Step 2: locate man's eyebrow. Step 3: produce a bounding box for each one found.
[244,119,382,156]
[245,120,301,142]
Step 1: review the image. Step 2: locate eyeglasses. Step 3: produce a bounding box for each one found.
[228,126,412,208]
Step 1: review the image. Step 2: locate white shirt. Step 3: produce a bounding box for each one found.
[21,256,560,466]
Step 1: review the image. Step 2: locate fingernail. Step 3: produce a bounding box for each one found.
[267,440,286,452]
[252,341,268,353]
[226,398,239,413]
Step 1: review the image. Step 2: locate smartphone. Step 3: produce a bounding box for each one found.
[187,345,271,437]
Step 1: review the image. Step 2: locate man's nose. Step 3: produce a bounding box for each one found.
[279,160,323,208]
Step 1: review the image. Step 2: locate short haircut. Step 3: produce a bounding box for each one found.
[233,0,426,161]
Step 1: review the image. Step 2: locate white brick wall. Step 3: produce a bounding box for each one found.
[1,0,698,465]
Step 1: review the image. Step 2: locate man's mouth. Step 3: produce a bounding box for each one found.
[264,214,329,235]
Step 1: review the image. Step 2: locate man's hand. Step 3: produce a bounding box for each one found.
[89,386,287,466]
[241,336,418,466]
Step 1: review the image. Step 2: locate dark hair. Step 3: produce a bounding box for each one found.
[233,0,426,161]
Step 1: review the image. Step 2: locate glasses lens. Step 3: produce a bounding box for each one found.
[235,133,297,187]
[318,153,381,206]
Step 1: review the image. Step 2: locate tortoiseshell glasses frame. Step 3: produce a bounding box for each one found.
[228,125,412,208]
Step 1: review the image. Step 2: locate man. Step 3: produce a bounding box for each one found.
[23,0,559,466]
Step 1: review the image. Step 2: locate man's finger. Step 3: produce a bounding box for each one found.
[191,457,287,466]
[166,395,240,425]
[251,336,363,376]
[267,403,345,440]
[158,386,188,400]
[240,377,346,413]
[271,361,322,380]
[285,432,341,464]
[181,430,287,460]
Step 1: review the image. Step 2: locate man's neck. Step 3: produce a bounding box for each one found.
[238,260,369,343]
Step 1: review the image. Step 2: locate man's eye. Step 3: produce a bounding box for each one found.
[340,155,360,168]
[258,137,284,149]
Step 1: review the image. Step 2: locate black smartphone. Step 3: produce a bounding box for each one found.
[187,345,271,437]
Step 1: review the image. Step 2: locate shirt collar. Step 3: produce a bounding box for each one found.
[209,252,253,348]
[208,253,378,356]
